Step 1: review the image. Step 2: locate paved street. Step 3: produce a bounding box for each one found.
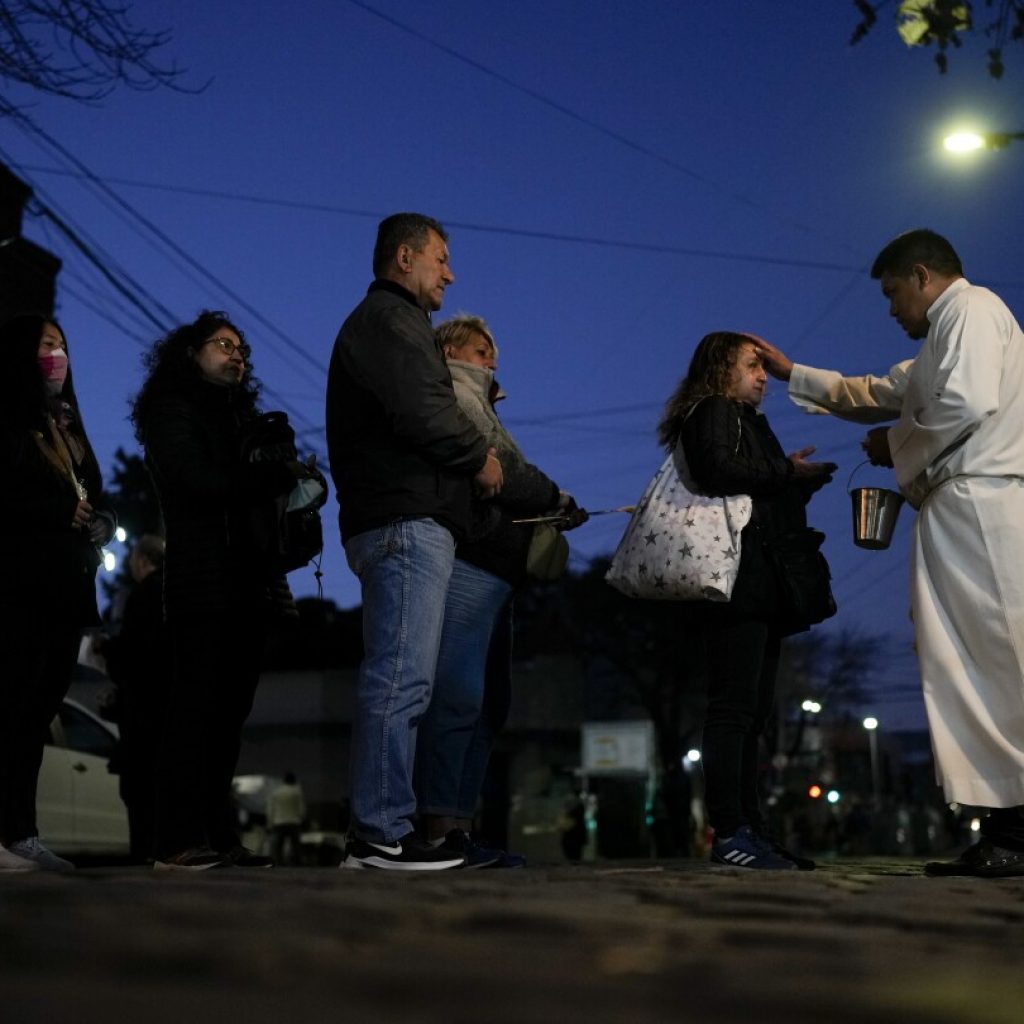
[2,858,1023,1023]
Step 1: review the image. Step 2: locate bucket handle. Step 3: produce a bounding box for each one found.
[847,458,882,495]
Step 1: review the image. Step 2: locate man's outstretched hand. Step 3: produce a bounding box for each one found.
[746,335,794,382]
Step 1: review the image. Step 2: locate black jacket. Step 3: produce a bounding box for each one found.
[0,420,107,626]
[325,281,490,543]
[680,396,812,621]
[142,381,297,617]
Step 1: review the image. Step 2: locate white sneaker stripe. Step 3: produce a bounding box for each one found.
[724,850,756,865]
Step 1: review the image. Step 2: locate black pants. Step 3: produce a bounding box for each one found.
[154,612,267,859]
[0,621,81,845]
[981,807,1024,850]
[699,612,781,838]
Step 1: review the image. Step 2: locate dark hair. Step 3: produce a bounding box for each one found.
[0,311,102,489]
[870,229,963,280]
[1,313,70,431]
[372,212,448,277]
[132,533,166,569]
[131,310,261,441]
[657,331,751,450]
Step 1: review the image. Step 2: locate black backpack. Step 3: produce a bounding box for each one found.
[239,411,327,574]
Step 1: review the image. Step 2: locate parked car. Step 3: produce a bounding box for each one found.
[37,698,130,856]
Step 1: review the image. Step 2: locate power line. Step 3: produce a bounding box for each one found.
[14,162,873,275]
[344,0,855,252]
[7,119,329,389]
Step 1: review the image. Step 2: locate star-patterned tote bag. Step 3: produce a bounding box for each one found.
[605,444,752,601]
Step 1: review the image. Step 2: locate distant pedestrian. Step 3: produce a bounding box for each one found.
[132,311,316,871]
[0,314,115,873]
[559,793,587,863]
[267,773,307,865]
[326,213,502,870]
[756,229,1024,878]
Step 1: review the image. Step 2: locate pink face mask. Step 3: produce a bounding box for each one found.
[39,348,68,395]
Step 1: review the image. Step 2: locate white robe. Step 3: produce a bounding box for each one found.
[788,279,1024,806]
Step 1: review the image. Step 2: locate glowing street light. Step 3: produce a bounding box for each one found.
[863,717,880,808]
[943,130,1024,154]
[686,749,701,764]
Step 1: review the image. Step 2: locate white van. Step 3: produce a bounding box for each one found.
[37,699,130,856]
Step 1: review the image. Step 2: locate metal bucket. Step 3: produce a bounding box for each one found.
[849,461,905,550]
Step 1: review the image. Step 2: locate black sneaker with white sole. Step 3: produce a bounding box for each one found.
[341,835,465,871]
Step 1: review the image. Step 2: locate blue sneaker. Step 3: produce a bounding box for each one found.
[710,825,797,870]
[436,829,503,869]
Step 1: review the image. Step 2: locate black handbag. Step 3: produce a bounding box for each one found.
[768,528,837,632]
[239,412,327,574]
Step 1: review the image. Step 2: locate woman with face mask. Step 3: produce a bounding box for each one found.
[0,313,115,873]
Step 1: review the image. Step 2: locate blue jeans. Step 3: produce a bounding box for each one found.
[415,559,513,820]
[345,518,456,843]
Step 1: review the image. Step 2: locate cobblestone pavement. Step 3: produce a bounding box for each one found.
[2,858,1023,1023]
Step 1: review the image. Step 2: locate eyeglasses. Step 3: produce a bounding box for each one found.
[206,336,251,359]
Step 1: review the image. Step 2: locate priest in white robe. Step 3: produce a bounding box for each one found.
[753,228,1024,878]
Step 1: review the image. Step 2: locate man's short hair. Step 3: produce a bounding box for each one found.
[870,229,963,280]
[372,212,448,277]
[435,313,497,357]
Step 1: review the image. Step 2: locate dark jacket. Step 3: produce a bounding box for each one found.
[680,396,811,621]
[325,281,490,544]
[142,381,297,617]
[0,419,106,626]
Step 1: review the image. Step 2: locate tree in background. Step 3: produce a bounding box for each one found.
[0,0,189,117]
[852,0,1024,77]
[556,557,708,778]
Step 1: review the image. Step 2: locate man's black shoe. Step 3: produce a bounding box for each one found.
[925,838,1024,878]
[341,835,465,871]
[971,840,1024,878]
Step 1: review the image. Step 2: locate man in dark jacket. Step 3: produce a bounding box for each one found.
[327,213,502,870]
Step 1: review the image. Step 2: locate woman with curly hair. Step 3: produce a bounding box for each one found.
[0,313,115,873]
[661,331,835,870]
[132,310,312,870]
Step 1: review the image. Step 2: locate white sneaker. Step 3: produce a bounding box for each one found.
[0,844,41,873]
[7,837,75,872]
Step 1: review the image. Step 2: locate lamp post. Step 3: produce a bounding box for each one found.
[863,717,880,809]
[943,130,1024,153]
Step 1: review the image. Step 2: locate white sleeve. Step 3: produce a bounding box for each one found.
[889,302,1003,489]
[787,361,912,424]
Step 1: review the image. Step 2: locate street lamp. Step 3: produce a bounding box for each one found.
[863,717,880,809]
[943,130,1024,153]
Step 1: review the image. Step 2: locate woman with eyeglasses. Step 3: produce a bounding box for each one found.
[0,313,116,873]
[131,310,313,870]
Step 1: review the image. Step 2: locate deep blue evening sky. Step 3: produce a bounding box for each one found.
[3,1,1023,726]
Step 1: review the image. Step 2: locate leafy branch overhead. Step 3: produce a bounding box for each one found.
[852,0,1024,77]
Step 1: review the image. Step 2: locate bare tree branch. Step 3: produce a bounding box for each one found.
[0,0,197,116]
